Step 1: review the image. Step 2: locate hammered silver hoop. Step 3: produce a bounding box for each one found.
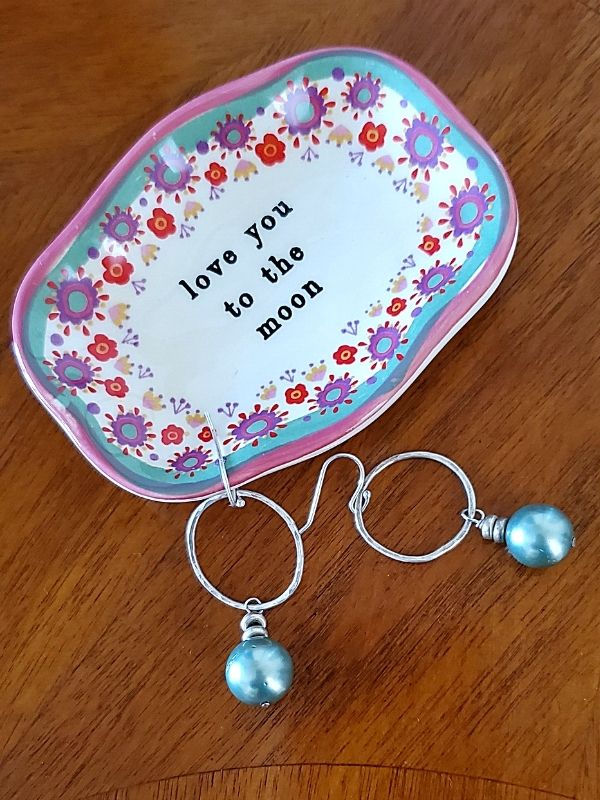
[353,451,477,563]
[185,489,304,612]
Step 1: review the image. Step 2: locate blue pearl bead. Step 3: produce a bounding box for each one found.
[505,504,574,568]
[225,637,293,706]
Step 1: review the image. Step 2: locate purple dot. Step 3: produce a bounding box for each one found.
[332,67,344,81]
[467,156,478,170]
[366,376,377,385]
[466,250,474,258]
[196,140,209,154]
[87,246,99,259]
[150,453,159,461]
[411,307,423,318]
[87,402,100,414]
[256,106,265,116]
[400,98,408,108]
[139,197,148,207]
[50,333,63,346]
[302,415,312,423]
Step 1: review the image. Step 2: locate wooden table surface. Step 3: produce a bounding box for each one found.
[1,1,599,798]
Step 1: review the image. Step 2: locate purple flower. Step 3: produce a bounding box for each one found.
[168,447,210,478]
[212,114,252,152]
[345,74,381,111]
[315,376,353,409]
[403,118,444,169]
[145,152,194,195]
[109,411,148,447]
[414,264,456,296]
[449,185,488,236]
[102,405,155,455]
[367,325,402,362]
[230,410,283,440]
[283,86,326,136]
[223,404,288,451]
[55,276,99,324]
[53,353,95,390]
[101,206,141,244]
[308,373,357,414]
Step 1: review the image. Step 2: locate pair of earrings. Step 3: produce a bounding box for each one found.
[185,423,575,707]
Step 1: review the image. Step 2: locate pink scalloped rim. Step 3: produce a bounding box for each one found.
[11,47,518,502]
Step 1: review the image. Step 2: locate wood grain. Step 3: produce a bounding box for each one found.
[89,765,570,800]
[1,1,599,799]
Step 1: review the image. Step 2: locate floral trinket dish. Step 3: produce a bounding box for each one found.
[12,48,518,501]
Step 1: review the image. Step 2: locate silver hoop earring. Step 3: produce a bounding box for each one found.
[352,451,575,568]
[186,489,300,707]
[185,430,367,708]
[185,417,302,708]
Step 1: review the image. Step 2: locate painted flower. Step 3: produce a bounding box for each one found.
[101,255,134,285]
[304,362,327,382]
[198,426,213,442]
[147,207,176,239]
[359,321,408,370]
[43,350,100,395]
[204,162,228,187]
[143,388,164,410]
[144,147,199,203]
[308,373,358,415]
[386,297,407,317]
[103,405,155,457]
[438,179,495,246]
[395,114,453,181]
[223,404,288,451]
[327,125,353,147]
[103,376,129,398]
[161,424,184,445]
[212,113,254,157]
[88,333,118,362]
[341,72,385,119]
[373,155,394,174]
[234,160,258,181]
[411,259,460,304]
[389,273,408,294]
[46,267,108,336]
[332,344,358,365]
[273,77,335,147]
[141,244,160,265]
[108,303,130,327]
[285,384,309,404]
[418,235,441,256]
[255,134,286,166]
[358,121,386,152]
[166,446,212,479]
[100,206,143,250]
[184,201,203,220]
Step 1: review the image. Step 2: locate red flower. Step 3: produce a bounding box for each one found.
[204,162,227,186]
[386,297,407,317]
[198,426,212,442]
[87,333,118,362]
[255,134,286,166]
[285,384,308,404]
[147,208,176,239]
[358,121,387,152]
[101,255,134,285]
[333,344,358,365]
[103,376,129,398]
[161,424,184,445]
[418,234,441,255]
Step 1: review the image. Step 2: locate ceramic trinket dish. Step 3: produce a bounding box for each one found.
[12,48,518,500]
